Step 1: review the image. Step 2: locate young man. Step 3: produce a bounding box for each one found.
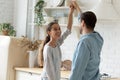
[69,1,104,80]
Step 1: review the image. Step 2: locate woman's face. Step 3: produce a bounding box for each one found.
[48,24,61,40]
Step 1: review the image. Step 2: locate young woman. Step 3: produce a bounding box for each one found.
[40,5,74,80]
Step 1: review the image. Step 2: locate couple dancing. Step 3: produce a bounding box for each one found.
[40,1,104,80]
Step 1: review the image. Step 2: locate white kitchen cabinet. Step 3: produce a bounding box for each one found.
[15,68,120,80]
[16,71,31,80]
[16,71,41,80]
[16,71,68,80]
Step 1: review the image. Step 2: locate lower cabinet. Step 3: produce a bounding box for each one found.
[16,71,68,80]
[16,71,41,80]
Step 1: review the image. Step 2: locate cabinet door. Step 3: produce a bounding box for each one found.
[16,71,31,80]
[16,71,69,80]
[31,73,41,80]
[16,71,41,80]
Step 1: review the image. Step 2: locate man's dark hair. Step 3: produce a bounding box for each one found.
[81,11,97,30]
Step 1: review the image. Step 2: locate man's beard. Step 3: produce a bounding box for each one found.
[80,27,82,34]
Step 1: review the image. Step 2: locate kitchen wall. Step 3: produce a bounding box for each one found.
[0,0,14,23]
[95,21,120,77]
[61,27,79,60]
[13,0,28,37]
[113,0,120,16]
[0,0,27,37]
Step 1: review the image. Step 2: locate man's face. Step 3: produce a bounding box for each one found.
[79,20,84,34]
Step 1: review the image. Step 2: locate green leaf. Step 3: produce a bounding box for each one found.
[0,23,16,36]
[34,0,45,26]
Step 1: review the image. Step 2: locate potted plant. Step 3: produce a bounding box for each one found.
[17,36,42,51]
[34,0,45,26]
[17,36,43,67]
[0,23,16,36]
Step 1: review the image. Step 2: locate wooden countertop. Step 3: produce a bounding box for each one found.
[110,79,120,80]
[15,67,120,80]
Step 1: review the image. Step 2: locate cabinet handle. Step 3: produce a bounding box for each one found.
[29,72,32,75]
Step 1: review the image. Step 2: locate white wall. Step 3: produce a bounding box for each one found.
[113,0,120,16]
[96,21,120,77]
[61,27,79,60]
[0,0,28,37]
[13,0,28,37]
[0,0,14,23]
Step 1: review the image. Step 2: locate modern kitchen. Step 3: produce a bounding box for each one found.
[0,0,120,80]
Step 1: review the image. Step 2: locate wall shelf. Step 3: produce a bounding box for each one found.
[42,23,79,28]
[44,7,69,17]
[27,23,79,28]
[44,7,69,10]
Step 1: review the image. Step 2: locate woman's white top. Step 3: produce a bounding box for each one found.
[41,29,71,80]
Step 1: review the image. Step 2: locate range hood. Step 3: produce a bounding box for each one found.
[91,0,120,20]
